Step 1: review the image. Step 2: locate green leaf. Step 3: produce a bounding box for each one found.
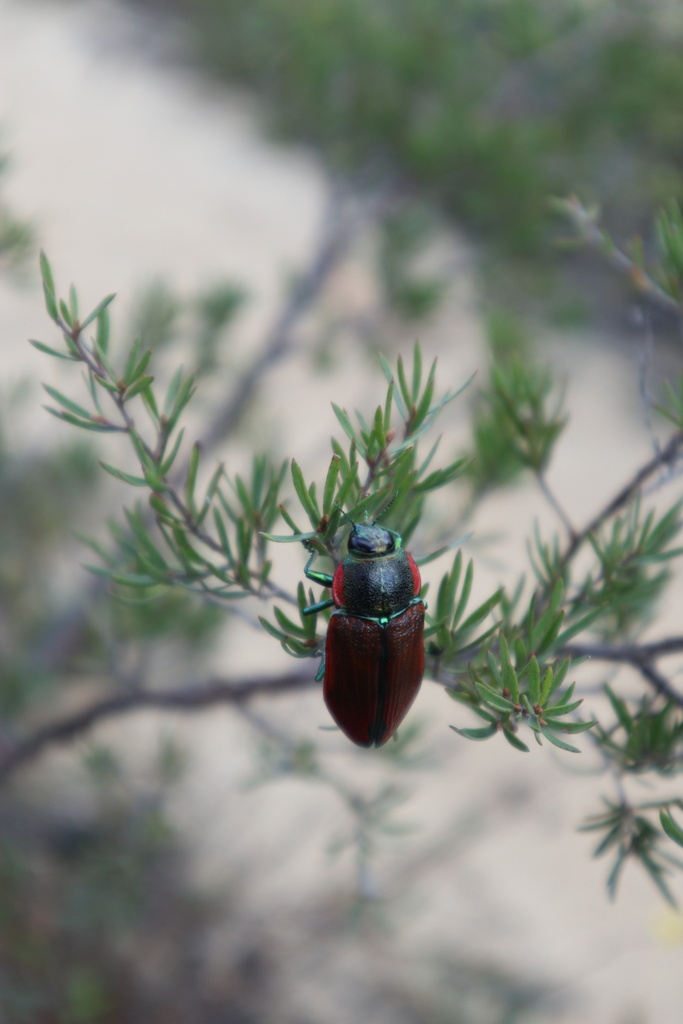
[542,697,583,717]
[274,606,311,639]
[290,459,320,525]
[499,634,519,704]
[660,809,683,848]
[332,403,357,445]
[474,681,515,712]
[322,455,341,515]
[42,384,95,422]
[502,728,530,752]
[29,339,79,361]
[213,508,234,561]
[44,407,118,432]
[197,462,225,526]
[100,461,148,486]
[186,442,201,513]
[159,428,185,476]
[142,384,160,423]
[96,305,111,354]
[451,558,473,628]
[111,572,160,588]
[261,530,319,543]
[149,494,176,524]
[396,354,411,413]
[539,665,555,705]
[411,343,423,402]
[80,293,116,331]
[125,346,153,388]
[39,250,55,294]
[450,724,498,741]
[541,717,596,733]
[539,727,581,753]
[123,374,155,401]
[604,685,632,731]
[556,608,602,648]
[259,616,288,643]
[527,656,541,705]
[40,252,60,323]
[85,564,159,588]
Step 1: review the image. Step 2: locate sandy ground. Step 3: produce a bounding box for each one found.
[1,2,683,1022]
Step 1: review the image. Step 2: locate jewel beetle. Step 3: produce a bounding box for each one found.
[302,521,425,747]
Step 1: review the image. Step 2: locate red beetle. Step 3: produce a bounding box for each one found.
[303,522,425,747]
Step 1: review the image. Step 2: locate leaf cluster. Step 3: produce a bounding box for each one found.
[176,0,683,284]
[0,147,35,270]
[260,345,480,658]
[581,798,683,905]
[465,351,566,494]
[35,254,287,603]
[377,202,447,320]
[576,501,682,637]
[449,583,595,754]
[654,201,683,303]
[596,688,683,775]
[30,253,683,905]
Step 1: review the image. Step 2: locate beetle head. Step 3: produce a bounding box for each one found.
[347,522,400,558]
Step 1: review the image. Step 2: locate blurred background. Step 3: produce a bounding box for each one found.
[1,0,683,1021]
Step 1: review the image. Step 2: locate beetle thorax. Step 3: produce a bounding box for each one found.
[339,548,416,618]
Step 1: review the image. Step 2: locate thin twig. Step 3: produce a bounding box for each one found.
[536,471,577,540]
[557,428,683,573]
[633,660,683,707]
[636,309,661,459]
[560,196,681,317]
[0,669,316,786]
[198,185,397,453]
[32,186,378,672]
[562,639,683,708]
[564,637,683,662]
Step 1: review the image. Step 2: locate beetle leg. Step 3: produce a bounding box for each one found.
[302,597,334,616]
[303,549,334,588]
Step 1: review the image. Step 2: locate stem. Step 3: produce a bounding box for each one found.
[563,639,683,708]
[0,670,316,786]
[562,196,682,317]
[557,429,683,574]
[198,185,398,452]
[536,471,577,540]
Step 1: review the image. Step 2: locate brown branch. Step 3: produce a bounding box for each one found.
[198,185,399,453]
[31,186,390,673]
[559,195,682,317]
[0,669,317,786]
[564,637,683,662]
[562,639,683,708]
[557,428,683,573]
[634,660,683,707]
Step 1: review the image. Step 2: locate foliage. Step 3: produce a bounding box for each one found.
[130,0,683,309]
[0,744,259,1024]
[0,147,34,270]
[6,7,683,1016]
[19,242,683,906]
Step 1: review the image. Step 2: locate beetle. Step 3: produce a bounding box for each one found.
[302,520,425,747]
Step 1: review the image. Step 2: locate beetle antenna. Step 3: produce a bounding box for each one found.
[334,504,356,528]
[374,490,398,523]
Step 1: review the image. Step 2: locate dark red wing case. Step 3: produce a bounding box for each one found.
[323,603,425,747]
[380,602,425,743]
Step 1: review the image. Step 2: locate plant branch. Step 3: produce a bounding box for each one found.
[536,470,577,539]
[557,428,683,573]
[559,195,682,317]
[563,639,683,707]
[0,669,317,786]
[199,185,396,453]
